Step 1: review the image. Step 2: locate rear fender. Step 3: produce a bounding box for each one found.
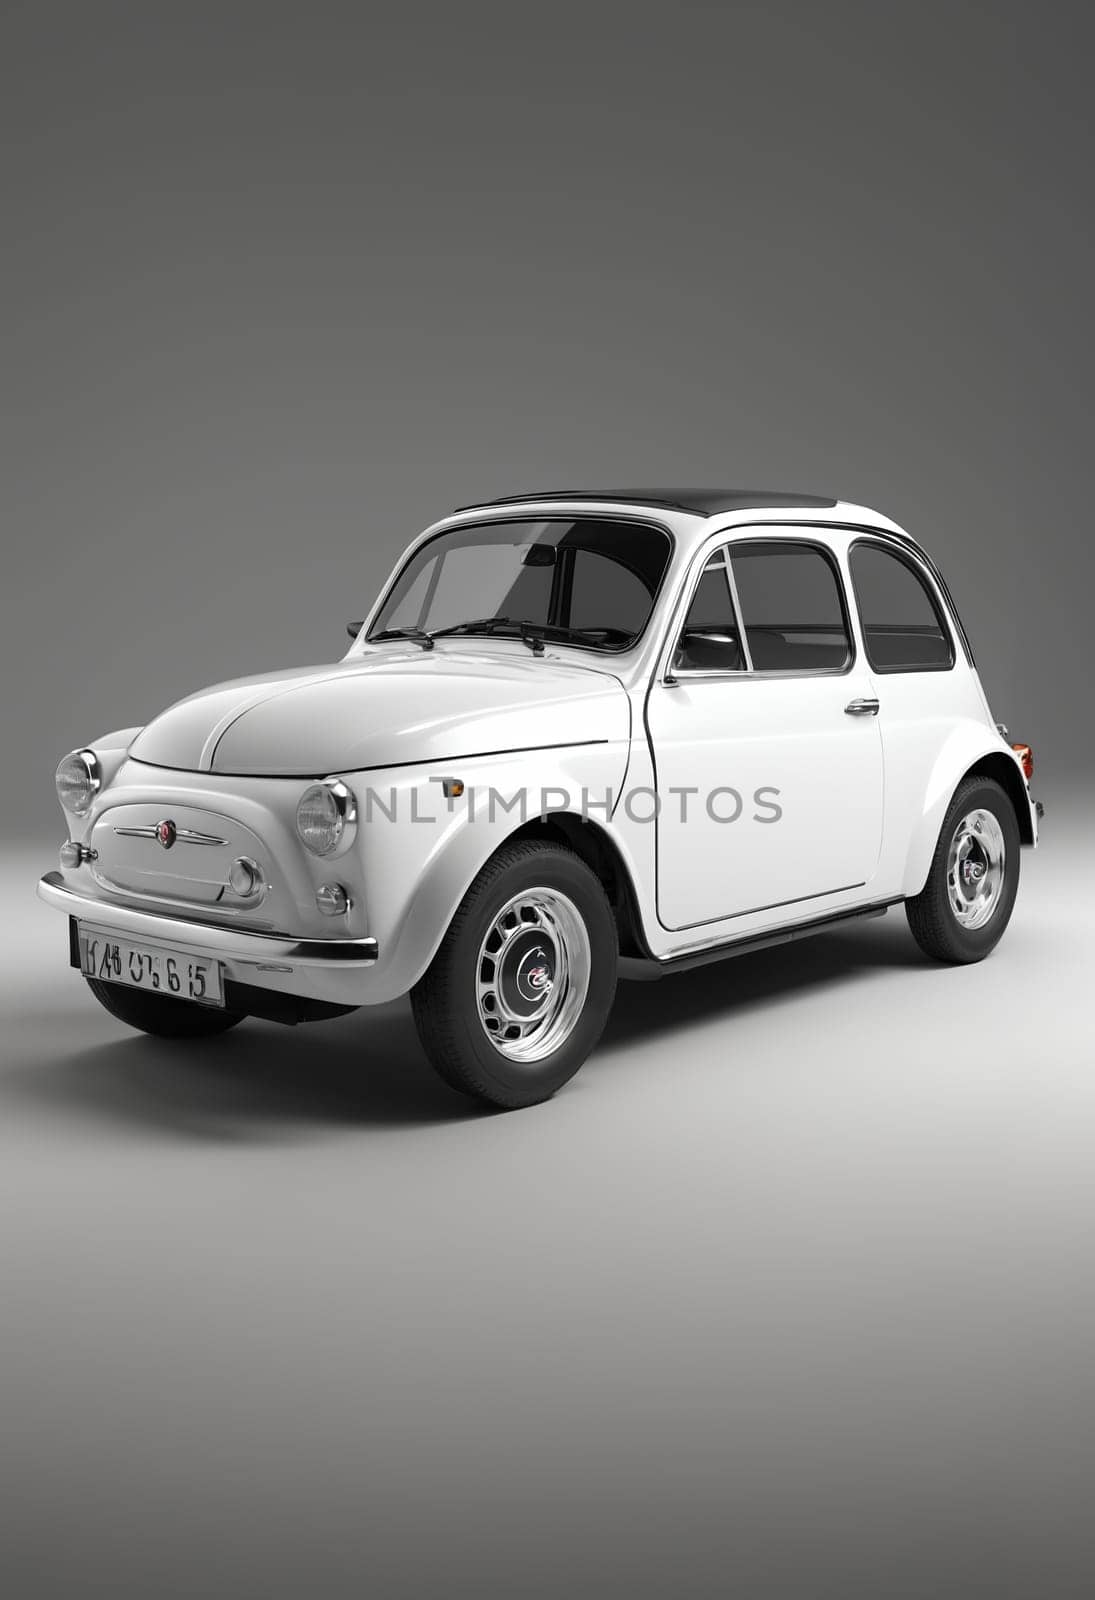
[902,732,1036,897]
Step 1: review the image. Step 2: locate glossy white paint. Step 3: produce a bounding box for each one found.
[40,494,1038,1008]
[647,670,884,928]
[131,650,628,775]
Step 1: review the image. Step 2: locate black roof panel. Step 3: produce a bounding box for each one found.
[453,488,838,516]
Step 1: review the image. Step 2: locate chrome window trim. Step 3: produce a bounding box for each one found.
[738,518,974,666]
[364,511,677,659]
[664,549,752,681]
[847,535,958,675]
[722,549,753,672]
[661,533,856,684]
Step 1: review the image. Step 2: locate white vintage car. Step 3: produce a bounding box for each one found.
[41,489,1039,1108]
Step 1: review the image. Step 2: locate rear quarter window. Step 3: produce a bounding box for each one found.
[849,542,955,672]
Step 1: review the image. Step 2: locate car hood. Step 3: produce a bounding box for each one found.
[129,646,630,775]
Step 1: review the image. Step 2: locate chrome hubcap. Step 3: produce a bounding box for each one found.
[476,888,591,1062]
[947,808,1006,930]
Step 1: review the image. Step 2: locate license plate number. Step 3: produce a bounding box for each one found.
[79,926,224,1007]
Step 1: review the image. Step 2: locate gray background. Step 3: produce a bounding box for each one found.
[3,0,1093,833]
[2,3,1093,1597]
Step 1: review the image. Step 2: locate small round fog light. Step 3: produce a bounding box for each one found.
[228,856,262,897]
[316,883,350,917]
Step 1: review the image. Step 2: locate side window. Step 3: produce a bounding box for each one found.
[674,553,743,672]
[729,542,851,672]
[850,543,954,671]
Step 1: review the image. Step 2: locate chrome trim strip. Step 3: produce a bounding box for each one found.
[617,897,904,980]
[721,548,753,672]
[88,867,275,923]
[128,739,611,779]
[37,873,379,966]
[113,825,229,845]
[664,881,868,936]
[359,511,676,662]
[660,531,856,685]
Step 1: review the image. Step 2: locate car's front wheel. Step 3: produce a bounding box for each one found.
[905,776,1021,963]
[85,977,246,1038]
[411,841,618,1109]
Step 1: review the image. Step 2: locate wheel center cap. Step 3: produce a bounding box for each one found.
[500,931,556,1018]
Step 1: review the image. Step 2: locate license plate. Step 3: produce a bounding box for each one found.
[78,925,224,1007]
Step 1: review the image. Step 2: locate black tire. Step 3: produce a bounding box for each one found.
[905,776,1021,964]
[85,977,245,1038]
[410,841,618,1110]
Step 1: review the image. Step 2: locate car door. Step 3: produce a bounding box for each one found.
[646,534,884,931]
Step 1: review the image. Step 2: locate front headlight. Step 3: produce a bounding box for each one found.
[295,780,357,857]
[55,749,101,816]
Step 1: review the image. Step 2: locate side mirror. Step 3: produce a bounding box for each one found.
[346,620,364,640]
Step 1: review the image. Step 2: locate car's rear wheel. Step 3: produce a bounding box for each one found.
[410,841,618,1109]
[85,977,246,1038]
[905,776,1021,963]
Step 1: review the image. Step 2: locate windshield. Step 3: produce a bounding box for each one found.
[369,518,672,652]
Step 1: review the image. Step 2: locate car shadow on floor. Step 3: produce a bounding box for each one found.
[4,1000,475,1141]
[4,918,929,1142]
[602,919,929,1050]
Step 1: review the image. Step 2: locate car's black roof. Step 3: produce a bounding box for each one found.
[453,488,838,516]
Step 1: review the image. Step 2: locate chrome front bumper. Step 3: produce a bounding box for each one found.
[37,871,379,967]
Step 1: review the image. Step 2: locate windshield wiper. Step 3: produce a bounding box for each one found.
[521,622,607,646]
[369,626,435,652]
[431,618,545,655]
[431,616,517,636]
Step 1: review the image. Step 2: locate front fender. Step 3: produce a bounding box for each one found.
[350,741,632,1003]
[54,727,144,832]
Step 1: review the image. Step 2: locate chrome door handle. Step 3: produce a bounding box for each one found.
[844,697,880,716]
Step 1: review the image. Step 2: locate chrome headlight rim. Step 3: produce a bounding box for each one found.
[295,779,358,858]
[55,748,102,817]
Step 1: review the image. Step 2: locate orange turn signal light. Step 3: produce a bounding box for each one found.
[1012,742,1034,781]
